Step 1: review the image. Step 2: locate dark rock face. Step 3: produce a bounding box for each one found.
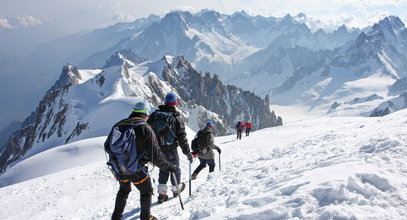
[370,106,392,117]
[370,92,407,117]
[0,55,283,173]
[162,56,282,131]
[390,77,407,93]
[0,65,88,173]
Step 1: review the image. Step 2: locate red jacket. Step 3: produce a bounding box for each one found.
[245,123,252,129]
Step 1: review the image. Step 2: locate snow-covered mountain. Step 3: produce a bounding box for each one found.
[80,10,359,78]
[0,52,281,173]
[231,16,407,117]
[1,107,406,219]
[0,10,360,132]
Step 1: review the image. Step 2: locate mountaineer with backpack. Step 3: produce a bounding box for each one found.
[191,121,221,180]
[147,92,193,204]
[235,121,244,140]
[105,101,177,220]
[245,121,252,136]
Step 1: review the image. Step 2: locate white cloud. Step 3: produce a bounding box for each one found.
[17,16,43,27]
[111,12,136,22]
[0,17,14,29]
[363,0,407,6]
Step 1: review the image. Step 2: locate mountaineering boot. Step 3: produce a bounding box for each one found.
[157,194,168,204]
[191,173,197,180]
[111,213,122,220]
[172,182,186,197]
[149,215,158,220]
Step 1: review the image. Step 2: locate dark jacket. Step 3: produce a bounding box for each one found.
[129,117,173,170]
[198,127,220,160]
[235,122,244,131]
[147,105,190,154]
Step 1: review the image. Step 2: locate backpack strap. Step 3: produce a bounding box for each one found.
[117,117,146,127]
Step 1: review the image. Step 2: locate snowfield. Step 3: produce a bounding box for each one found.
[1,108,407,219]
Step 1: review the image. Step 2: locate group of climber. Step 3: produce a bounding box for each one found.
[105,92,222,220]
[235,121,252,140]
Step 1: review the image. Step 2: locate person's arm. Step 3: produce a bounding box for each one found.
[208,133,221,153]
[138,125,173,171]
[175,115,191,155]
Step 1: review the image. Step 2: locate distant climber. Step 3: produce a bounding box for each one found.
[245,121,252,136]
[191,121,221,180]
[235,121,245,140]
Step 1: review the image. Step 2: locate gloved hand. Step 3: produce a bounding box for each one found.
[217,148,222,154]
[167,164,177,173]
[187,153,193,163]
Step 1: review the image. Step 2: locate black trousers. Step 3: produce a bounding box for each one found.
[237,130,242,139]
[158,150,181,186]
[193,158,215,175]
[112,175,153,220]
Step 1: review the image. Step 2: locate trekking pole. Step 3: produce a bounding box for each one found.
[219,153,221,171]
[189,161,192,196]
[171,172,184,210]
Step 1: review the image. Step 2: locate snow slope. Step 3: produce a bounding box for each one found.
[1,109,407,219]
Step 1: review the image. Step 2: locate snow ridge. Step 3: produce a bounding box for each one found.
[1,108,406,219]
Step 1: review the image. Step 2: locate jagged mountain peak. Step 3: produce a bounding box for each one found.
[335,24,349,33]
[347,16,404,50]
[163,10,193,23]
[281,13,294,22]
[373,16,405,33]
[0,53,282,173]
[103,49,146,69]
[50,64,82,90]
[197,9,222,17]
[295,12,307,19]
[161,55,191,71]
[231,10,250,18]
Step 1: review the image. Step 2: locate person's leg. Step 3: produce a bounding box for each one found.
[134,176,153,220]
[168,151,181,186]
[112,181,131,220]
[167,151,184,196]
[158,152,170,203]
[208,159,216,172]
[192,158,207,179]
[158,152,170,185]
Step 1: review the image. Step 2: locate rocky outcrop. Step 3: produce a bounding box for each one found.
[370,92,407,117]
[161,56,282,131]
[0,65,87,173]
[0,54,283,173]
[390,77,407,93]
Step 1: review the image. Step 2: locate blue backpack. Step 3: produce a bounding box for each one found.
[149,111,177,146]
[104,118,146,179]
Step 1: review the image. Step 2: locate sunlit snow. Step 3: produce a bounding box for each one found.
[1,108,406,219]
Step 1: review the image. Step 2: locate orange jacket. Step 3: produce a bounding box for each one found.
[245,123,252,129]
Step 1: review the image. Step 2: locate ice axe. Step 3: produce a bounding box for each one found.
[171,172,184,210]
[189,161,192,196]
